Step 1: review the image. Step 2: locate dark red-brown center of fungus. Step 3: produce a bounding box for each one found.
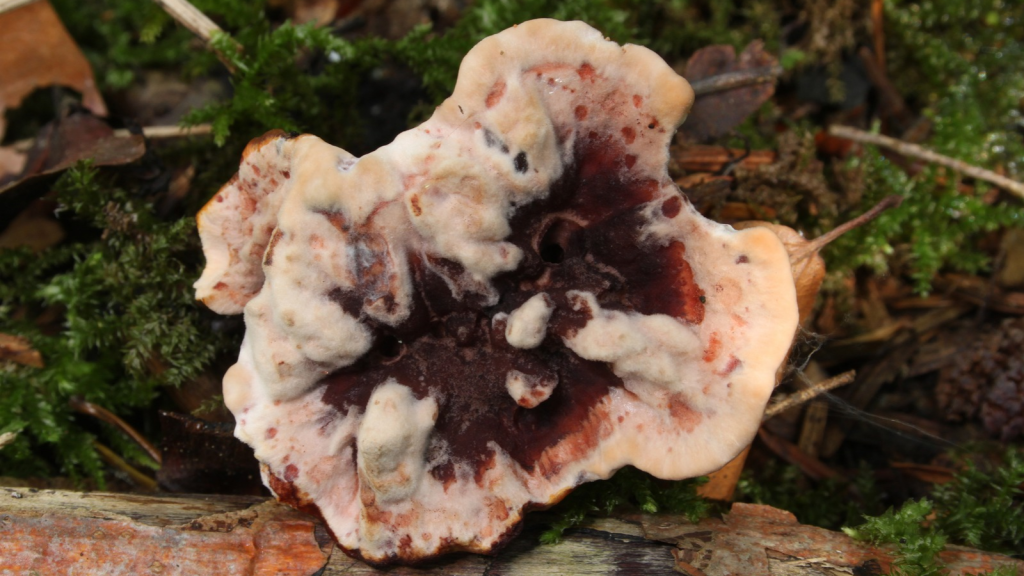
[320,132,705,480]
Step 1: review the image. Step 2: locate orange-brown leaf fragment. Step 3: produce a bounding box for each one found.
[0,1,107,116]
[0,333,43,368]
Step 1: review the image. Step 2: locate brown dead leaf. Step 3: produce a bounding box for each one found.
[681,41,778,142]
[0,333,44,368]
[698,445,750,501]
[0,1,106,116]
[0,110,145,230]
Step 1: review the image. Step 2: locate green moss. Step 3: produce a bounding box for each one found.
[815,0,1024,293]
[0,163,225,482]
[736,460,883,531]
[845,499,948,576]
[539,467,709,544]
[824,146,1024,294]
[50,0,211,90]
[844,450,1024,576]
[931,451,1024,555]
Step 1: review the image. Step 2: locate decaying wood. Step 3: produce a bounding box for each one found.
[0,488,331,575]
[674,145,777,173]
[1,488,1020,575]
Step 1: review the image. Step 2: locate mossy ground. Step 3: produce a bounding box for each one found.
[1,0,1022,570]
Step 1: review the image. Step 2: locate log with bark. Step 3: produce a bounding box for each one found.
[1,487,1021,575]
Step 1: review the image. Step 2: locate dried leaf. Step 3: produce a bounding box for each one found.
[697,446,750,501]
[0,1,106,116]
[681,42,778,142]
[0,111,145,230]
[0,332,44,368]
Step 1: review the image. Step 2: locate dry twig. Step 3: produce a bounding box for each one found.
[763,370,856,420]
[10,123,213,153]
[790,195,903,264]
[149,0,238,71]
[690,65,784,96]
[829,125,1024,199]
[150,0,221,44]
[69,396,162,465]
[93,441,159,491]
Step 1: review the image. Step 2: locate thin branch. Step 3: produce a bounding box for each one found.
[150,0,221,43]
[93,441,159,491]
[114,124,213,140]
[10,123,213,153]
[790,195,903,264]
[150,0,237,71]
[70,396,162,465]
[829,124,1024,199]
[763,370,856,420]
[691,65,784,96]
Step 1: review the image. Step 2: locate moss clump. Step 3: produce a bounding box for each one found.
[845,450,1024,576]
[823,0,1024,293]
[736,460,883,531]
[825,147,1024,294]
[0,163,225,482]
[539,467,709,544]
[845,499,948,576]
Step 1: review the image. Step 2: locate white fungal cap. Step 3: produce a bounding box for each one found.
[195,19,798,565]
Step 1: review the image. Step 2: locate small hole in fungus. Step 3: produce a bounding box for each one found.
[539,219,581,264]
[540,243,565,264]
[378,334,403,358]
